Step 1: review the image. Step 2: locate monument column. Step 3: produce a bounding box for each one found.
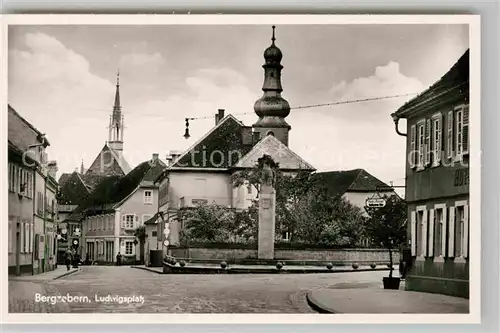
[257,155,278,259]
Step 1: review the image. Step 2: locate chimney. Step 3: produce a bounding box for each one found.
[215,109,225,125]
[167,150,182,166]
[47,161,58,179]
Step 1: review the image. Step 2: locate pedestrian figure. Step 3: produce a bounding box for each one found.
[64,248,72,271]
[116,252,122,266]
[85,253,90,265]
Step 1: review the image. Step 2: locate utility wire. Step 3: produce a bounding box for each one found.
[185,92,419,121]
[70,92,418,119]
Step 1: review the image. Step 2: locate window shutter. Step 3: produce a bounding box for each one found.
[422,210,428,257]
[463,205,469,258]
[447,110,454,159]
[410,211,416,256]
[448,207,455,257]
[8,221,12,253]
[425,119,431,166]
[121,215,126,228]
[410,125,416,168]
[135,215,139,227]
[462,105,469,155]
[428,209,435,257]
[442,207,448,257]
[436,115,443,165]
[29,223,33,253]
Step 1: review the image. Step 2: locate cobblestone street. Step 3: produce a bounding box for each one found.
[9,266,390,313]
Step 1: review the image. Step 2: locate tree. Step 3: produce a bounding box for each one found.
[364,195,407,278]
[231,164,367,247]
[134,225,147,264]
[178,203,258,245]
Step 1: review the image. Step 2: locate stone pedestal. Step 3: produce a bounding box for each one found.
[258,184,276,259]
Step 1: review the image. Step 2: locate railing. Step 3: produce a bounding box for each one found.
[178,196,231,209]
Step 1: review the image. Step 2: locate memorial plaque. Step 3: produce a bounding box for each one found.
[261,198,271,209]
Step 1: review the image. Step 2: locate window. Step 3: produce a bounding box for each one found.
[433,205,446,258]
[247,182,252,194]
[454,203,469,259]
[125,241,134,255]
[446,105,470,161]
[152,231,157,237]
[144,190,153,204]
[122,214,136,229]
[432,114,443,166]
[413,206,427,258]
[282,231,291,241]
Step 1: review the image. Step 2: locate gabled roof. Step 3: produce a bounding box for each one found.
[171,114,253,169]
[8,104,50,148]
[72,158,162,217]
[57,171,91,206]
[392,49,469,119]
[232,134,316,171]
[311,169,393,198]
[86,144,132,176]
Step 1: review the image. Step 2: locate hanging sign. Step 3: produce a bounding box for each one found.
[365,197,386,208]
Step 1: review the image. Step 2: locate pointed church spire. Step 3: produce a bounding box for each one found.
[109,70,124,153]
[114,69,121,112]
[80,159,85,175]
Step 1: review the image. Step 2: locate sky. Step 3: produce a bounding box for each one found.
[8,24,469,190]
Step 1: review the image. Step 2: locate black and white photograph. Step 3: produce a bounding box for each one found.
[2,15,480,323]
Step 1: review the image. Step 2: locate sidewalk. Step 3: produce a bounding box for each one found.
[9,266,80,282]
[131,265,163,274]
[307,288,469,314]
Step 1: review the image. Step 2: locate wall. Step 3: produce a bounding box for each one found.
[8,178,35,274]
[118,186,159,262]
[405,103,469,203]
[168,247,400,263]
[167,171,232,209]
[406,195,469,298]
[82,213,116,263]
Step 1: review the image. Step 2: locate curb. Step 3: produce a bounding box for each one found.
[306,291,336,314]
[131,266,163,274]
[53,268,81,280]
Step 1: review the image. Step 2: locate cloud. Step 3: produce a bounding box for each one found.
[284,61,425,187]
[119,52,165,68]
[9,32,116,175]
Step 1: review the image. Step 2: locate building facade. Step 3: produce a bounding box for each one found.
[391,49,470,298]
[8,105,59,276]
[76,155,164,264]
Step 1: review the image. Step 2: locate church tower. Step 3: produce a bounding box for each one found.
[253,26,291,146]
[108,71,124,154]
